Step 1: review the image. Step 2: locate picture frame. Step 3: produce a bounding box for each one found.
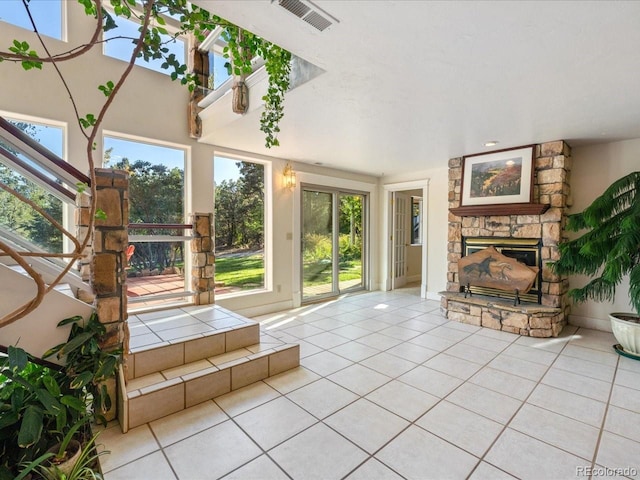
[461,145,534,206]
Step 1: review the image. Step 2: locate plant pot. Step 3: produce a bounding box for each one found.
[45,439,82,477]
[610,312,640,357]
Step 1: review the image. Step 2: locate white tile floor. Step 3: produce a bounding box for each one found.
[99,288,640,479]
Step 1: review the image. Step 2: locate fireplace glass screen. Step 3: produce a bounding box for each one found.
[461,237,542,303]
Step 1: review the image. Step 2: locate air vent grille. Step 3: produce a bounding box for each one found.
[302,11,332,31]
[275,0,336,32]
[279,0,310,18]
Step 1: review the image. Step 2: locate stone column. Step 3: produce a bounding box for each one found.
[75,191,96,304]
[91,168,129,420]
[191,212,215,305]
[536,141,572,327]
[447,157,463,293]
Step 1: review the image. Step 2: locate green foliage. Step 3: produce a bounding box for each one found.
[0,347,87,478]
[215,162,264,250]
[8,39,42,70]
[219,25,292,147]
[552,171,640,313]
[37,430,106,480]
[78,114,97,130]
[260,45,291,148]
[303,233,332,263]
[43,313,122,426]
[111,157,185,272]
[97,81,115,97]
[0,163,63,252]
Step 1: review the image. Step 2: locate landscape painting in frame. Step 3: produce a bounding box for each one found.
[461,146,534,206]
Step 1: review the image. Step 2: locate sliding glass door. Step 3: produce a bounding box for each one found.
[302,187,366,301]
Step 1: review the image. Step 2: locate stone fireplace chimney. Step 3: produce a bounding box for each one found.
[441,141,572,337]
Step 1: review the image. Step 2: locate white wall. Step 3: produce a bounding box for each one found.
[567,140,640,330]
[382,165,449,300]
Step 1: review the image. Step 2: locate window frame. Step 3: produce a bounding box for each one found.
[213,150,272,298]
[0,0,65,41]
[102,131,192,309]
[0,110,70,252]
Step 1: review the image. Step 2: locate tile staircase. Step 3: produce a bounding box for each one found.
[118,309,300,432]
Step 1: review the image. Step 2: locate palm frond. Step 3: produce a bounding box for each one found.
[553,171,640,312]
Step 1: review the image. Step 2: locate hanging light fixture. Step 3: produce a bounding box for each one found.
[283,162,296,189]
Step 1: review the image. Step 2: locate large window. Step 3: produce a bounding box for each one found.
[0,116,64,252]
[104,134,189,308]
[214,156,266,294]
[103,15,185,75]
[0,0,62,40]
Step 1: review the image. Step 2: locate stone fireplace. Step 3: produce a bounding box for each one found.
[441,141,572,337]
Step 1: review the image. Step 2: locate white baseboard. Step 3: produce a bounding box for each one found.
[426,291,442,301]
[225,299,295,319]
[568,314,612,333]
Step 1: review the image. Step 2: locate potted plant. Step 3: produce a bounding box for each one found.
[0,346,87,479]
[2,312,120,479]
[552,171,640,358]
[42,417,88,477]
[43,312,122,425]
[16,429,106,480]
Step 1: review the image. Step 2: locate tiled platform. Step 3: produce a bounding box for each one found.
[127,304,262,351]
[122,305,299,430]
[99,288,640,479]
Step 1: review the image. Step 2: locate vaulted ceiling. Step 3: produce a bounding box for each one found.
[197,1,640,177]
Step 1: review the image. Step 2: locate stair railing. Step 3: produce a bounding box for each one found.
[0,116,91,326]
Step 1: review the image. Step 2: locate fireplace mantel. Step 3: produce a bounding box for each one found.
[449,203,549,217]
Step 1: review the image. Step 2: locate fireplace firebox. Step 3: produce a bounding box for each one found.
[461,237,542,303]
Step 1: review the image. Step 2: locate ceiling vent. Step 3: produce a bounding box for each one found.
[275,0,338,32]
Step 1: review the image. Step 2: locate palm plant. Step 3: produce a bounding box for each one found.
[552,171,640,313]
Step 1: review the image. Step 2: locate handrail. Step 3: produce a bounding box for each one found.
[0,227,92,294]
[0,116,91,188]
[128,223,192,230]
[0,144,76,202]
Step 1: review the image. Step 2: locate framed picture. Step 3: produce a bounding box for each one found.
[461,145,534,206]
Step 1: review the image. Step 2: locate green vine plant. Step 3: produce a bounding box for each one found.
[220,24,292,147]
[0,0,291,326]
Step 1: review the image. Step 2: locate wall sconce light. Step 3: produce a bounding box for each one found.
[283,163,296,189]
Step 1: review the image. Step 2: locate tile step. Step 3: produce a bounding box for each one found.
[119,343,300,431]
[128,322,261,379]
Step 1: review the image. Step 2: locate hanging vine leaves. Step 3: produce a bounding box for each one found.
[0,0,292,325]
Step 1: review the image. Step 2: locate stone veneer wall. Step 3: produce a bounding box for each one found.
[191,212,215,305]
[91,168,129,420]
[443,141,573,337]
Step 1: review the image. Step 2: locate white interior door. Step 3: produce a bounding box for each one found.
[392,192,408,288]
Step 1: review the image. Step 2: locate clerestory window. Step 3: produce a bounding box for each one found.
[103,14,186,76]
[0,0,63,40]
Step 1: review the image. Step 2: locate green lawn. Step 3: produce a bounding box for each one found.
[215,253,361,290]
[215,254,264,289]
[303,260,362,286]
